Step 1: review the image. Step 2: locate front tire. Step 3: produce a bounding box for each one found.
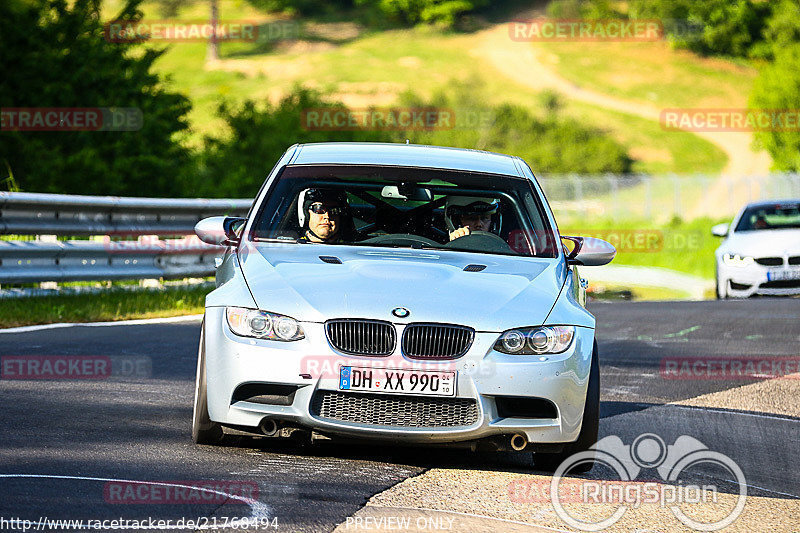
[533,342,600,474]
[715,267,728,300]
[192,320,225,445]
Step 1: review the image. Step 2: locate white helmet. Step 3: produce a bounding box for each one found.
[444,196,501,233]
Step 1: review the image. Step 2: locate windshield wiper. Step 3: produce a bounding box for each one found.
[252,237,299,244]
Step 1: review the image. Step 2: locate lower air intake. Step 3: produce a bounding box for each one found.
[310,391,479,428]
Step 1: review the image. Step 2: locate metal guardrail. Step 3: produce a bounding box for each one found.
[0,191,251,235]
[0,192,252,284]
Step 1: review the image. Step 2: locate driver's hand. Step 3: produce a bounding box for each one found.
[449,227,470,241]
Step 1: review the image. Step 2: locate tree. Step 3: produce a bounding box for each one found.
[750,44,800,171]
[193,87,396,197]
[0,0,193,196]
[207,0,220,62]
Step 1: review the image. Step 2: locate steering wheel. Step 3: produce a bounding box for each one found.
[359,234,440,248]
[443,231,515,254]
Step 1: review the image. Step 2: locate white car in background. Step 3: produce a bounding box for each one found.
[713,200,800,298]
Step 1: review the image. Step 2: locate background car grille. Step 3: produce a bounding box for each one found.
[402,324,474,360]
[325,319,395,356]
[310,391,479,428]
[755,257,784,266]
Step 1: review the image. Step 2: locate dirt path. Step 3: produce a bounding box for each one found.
[470,23,772,216]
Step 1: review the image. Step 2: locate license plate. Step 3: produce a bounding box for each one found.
[767,269,800,281]
[338,366,456,397]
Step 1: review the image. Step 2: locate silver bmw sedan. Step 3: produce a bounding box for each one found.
[192,142,615,471]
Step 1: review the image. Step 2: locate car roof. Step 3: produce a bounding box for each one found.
[289,142,526,177]
[741,199,800,210]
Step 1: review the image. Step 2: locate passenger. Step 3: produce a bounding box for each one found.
[444,196,502,241]
[753,215,769,230]
[297,188,354,243]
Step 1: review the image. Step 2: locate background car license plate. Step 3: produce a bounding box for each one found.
[339,366,456,397]
[767,269,800,281]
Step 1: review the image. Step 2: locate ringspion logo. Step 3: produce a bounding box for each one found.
[549,434,746,531]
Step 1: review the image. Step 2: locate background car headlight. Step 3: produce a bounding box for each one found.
[226,307,304,341]
[722,253,754,267]
[495,326,575,354]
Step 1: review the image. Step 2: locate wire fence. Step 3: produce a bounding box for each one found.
[538,173,800,223]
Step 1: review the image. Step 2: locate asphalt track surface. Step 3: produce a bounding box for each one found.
[0,299,798,532]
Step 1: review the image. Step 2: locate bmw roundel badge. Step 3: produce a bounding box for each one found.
[392,307,410,318]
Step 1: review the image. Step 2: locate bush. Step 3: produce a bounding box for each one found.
[753,0,800,59]
[750,44,800,172]
[0,0,193,196]
[244,0,486,27]
[193,87,396,197]
[547,0,622,20]
[244,0,354,17]
[629,0,769,58]
[354,0,487,27]
[396,83,633,175]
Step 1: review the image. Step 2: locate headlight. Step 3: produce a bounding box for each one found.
[495,326,575,355]
[225,307,305,341]
[722,253,754,267]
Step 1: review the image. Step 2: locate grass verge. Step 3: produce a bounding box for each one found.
[560,216,727,280]
[588,283,692,301]
[0,285,208,328]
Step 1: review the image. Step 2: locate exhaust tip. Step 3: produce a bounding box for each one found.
[510,433,528,451]
[259,418,279,436]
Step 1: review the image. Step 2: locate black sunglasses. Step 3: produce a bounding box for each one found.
[309,202,348,216]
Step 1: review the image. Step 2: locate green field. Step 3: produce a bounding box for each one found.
[101,0,732,174]
[0,285,207,328]
[535,40,757,109]
[561,217,726,280]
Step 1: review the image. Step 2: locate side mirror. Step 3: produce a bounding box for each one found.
[711,223,729,237]
[195,216,246,246]
[562,236,616,266]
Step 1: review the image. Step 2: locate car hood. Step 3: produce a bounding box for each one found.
[237,242,565,331]
[718,229,800,257]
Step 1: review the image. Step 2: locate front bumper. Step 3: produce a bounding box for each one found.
[203,307,595,445]
[719,261,800,297]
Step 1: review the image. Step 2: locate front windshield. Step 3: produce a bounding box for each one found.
[734,202,800,232]
[249,165,559,258]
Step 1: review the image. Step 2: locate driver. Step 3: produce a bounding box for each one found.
[444,196,501,241]
[297,188,354,243]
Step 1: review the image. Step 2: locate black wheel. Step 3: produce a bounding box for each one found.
[715,267,727,300]
[533,342,600,474]
[192,320,225,445]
